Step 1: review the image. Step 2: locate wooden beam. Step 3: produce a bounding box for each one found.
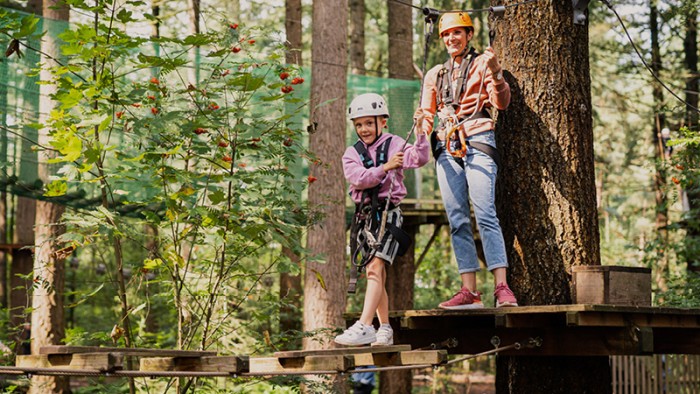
[249,355,354,373]
[273,344,410,358]
[40,345,216,357]
[353,350,447,367]
[139,356,249,373]
[17,353,123,371]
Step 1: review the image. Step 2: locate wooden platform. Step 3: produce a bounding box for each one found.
[389,304,700,356]
[11,344,446,376]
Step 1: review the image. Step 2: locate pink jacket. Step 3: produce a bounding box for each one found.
[420,53,510,139]
[343,132,430,204]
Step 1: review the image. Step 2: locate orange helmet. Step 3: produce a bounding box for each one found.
[438,12,473,36]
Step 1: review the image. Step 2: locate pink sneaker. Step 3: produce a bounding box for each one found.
[438,288,484,310]
[494,283,518,307]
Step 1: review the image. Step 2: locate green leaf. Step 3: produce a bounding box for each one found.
[116,9,135,23]
[44,180,68,197]
[208,190,225,204]
[312,269,326,291]
[16,15,40,39]
[230,74,265,92]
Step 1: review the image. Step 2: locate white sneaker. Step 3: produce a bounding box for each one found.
[372,325,393,346]
[334,321,376,346]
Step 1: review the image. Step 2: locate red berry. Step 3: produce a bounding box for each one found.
[248,39,256,44]
[194,128,207,135]
[222,155,232,162]
[208,103,220,111]
[231,46,241,53]
[279,72,290,80]
[283,138,293,147]
[147,95,156,100]
[307,175,318,184]
[116,111,124,119]
[150,77,159,85]
[132,103,141,108]
[218,140,229,148]
[238,162,247,168]
[151,107,159,115]
[291,77,304,85]
[229,23,238,29]
[672,177,681,184]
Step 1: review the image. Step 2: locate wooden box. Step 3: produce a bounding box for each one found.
[572,266,651,306]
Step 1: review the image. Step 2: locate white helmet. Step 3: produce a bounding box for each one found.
[348,93,390,120]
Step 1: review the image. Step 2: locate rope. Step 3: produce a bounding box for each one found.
[600,0,700,114]
[0,338,536,378]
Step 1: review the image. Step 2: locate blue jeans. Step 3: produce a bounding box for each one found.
[435,130,508,273]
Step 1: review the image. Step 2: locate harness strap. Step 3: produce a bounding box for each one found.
[430,131,502,168]
[437,48,479,109]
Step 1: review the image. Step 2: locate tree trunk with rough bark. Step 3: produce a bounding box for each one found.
[278,0,304,352]
[349,0,365,75]
[28,1,70,392]
[303,0,348,350]
[493,1,611,392]
[683,0,699,274]
[650,0,669,291]
[381,2,414,392]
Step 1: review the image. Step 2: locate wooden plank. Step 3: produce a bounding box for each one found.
[249,355,354,373]
[139,356,249,373]
[273,344,410,358]
[17,353,123,371]
[40,345,216,357]
[353,350,447,367]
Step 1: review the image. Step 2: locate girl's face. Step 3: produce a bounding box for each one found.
[353,116,387,145]
[441,27,472,57]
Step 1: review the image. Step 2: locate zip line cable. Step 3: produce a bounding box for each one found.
[601,0,700,115]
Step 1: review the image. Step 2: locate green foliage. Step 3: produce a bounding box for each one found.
[1,3,317,389]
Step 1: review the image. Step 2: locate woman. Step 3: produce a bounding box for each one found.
[419,12,518,309]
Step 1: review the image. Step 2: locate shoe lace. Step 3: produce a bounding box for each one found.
[496,284,514,297]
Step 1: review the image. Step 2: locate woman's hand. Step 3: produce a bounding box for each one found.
[482,47,502,75]
[383,152,404,171]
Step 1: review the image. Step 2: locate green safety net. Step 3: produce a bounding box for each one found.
[0,8,437,214]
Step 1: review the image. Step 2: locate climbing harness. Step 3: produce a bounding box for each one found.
[348,136,411,294]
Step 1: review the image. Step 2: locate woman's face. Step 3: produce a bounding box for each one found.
[441,27,472,57]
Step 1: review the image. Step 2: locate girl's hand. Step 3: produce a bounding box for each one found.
[383,152,404,171]
[413,108,428,135]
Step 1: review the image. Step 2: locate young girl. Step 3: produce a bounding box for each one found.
[335,93,429,346]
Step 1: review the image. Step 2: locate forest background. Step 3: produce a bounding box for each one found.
[0,0,698,393]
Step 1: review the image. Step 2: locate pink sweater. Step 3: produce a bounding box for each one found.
[343,132,430,204]
[420,53,510,139]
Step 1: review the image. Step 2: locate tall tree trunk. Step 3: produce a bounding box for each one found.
[187,0,200,84]
[10,0,42,337]
[683,0,699,274]
[650,0,669,291]
[278,0,304,352]
[381,3,414,392]
[349,0,365,75]
[0,55,8,309]
[28,1,70,392]
[303,0,347,360]
[493,1,611,392]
